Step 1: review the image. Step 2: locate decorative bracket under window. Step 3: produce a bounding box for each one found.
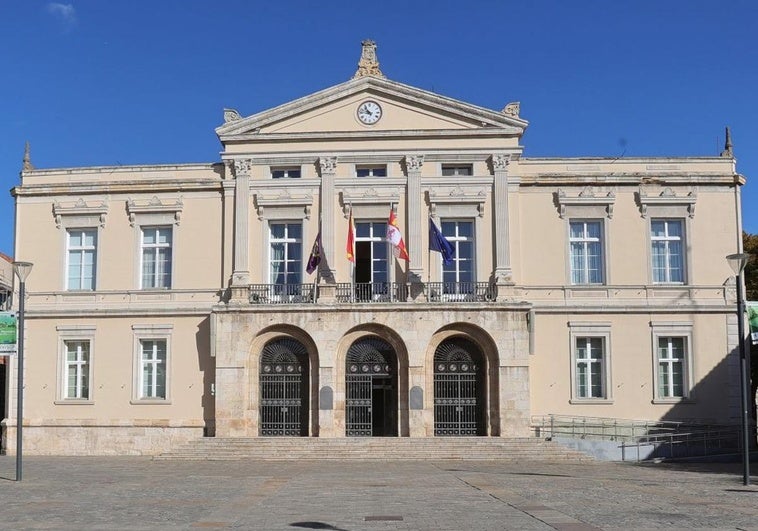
[556,187,615,219]
[638,186,697,218]
[53,198,108,229]
[126,196,183,227]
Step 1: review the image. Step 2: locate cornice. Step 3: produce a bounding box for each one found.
[219,127,521,143]
[12,179,223,197]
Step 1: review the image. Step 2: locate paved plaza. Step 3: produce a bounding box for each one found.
[0,456,757,530]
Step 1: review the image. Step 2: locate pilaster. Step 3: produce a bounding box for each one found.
[319,156,337,283]
[492,154,513,299]
[231,159,251,301]
[405,155,424,287]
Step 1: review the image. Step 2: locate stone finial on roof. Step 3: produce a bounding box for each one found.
[22,141,34,172]
[223,108,242,123]
[720,126,734,158]
[502,102,520,118]
[353,39,385,79]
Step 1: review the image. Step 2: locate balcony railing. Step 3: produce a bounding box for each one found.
[426,282,495,302]
[249,283,316,304]
[336,282,408,303]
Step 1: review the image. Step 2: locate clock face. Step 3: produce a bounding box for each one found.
[357,100,382,124]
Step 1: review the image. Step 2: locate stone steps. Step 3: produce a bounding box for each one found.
[154,437,593,461]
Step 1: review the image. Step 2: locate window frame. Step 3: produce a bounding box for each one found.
[271,166,302,179]
[55,325,96,405]
[140,225,174,290]
[131,324,173,404]
[649,218,686,284]
[65,228,98,291]
[355,165,387,178]
[568,219,605,285]
[441,164,473,176]
[268,221,304,287]
[650,321,694,403]
[568,322,613,403]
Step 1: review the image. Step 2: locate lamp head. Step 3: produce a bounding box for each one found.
[12,261,33,283]
[726,253,750,276]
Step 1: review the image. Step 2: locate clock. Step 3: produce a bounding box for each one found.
[357,100,382,124]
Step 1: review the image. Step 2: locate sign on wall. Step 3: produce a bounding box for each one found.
[749,302,758,346]
[0,311,17,355]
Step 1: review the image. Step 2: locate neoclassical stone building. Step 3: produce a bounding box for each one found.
[2,42,747,454]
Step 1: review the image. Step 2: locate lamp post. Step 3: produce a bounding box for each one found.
[727,252,751,486]
[12,261,32,482]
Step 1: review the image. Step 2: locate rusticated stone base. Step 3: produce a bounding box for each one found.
[1,421,204,456]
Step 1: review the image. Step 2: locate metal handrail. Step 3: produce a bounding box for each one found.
[426,282,495,302]
[248,283,316,304]
[335,282,408,303]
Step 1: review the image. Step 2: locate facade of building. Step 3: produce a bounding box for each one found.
[2,42,747,455]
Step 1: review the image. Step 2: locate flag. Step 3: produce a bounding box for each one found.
[386,209,409,261]
[429,217,455,265]
[306,232,322,274]
[346,208,355,263]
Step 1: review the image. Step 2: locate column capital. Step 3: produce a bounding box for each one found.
[492,154,511,173]
[405,154,424,173]
[319,156,337,176]
[233,159,252,178]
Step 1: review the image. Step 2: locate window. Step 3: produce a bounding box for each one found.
[63,340,90,400]
[575,337,606,399]
[442,220,474,295]
[569,221,603,284]
[270,222,302,287]
[441,164,473,176]
[271,167,301,179]
[356,165,387,177]
[657,337,686,398]
[67,229,97,290]
[651,219,684,283]
[140,339,167,400]
[141,227,172,289]
[354,221,389,300]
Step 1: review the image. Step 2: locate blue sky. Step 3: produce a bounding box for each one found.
[1,1,757,257]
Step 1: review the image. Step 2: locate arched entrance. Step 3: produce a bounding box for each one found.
[259,338,309,436]
[433,337,486,436]
[345,337,397,437]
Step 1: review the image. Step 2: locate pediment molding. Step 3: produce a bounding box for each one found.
[126,196,183,227]
[53,198,108,229]
[428,186,487,218]
[556,187,616,219]
[216,76,527,138]
[638,186,697,218]
[340,185,402,217]
[254,188,314,220]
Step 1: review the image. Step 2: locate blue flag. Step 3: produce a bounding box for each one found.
[429,218,455,265]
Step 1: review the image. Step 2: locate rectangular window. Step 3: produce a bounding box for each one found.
[141,227,172,289]
[651,219,684,283]
[271,167,301,179]
[441,220,474,296]
[355,221,389,300]
[569,220,604,284]
[140,339,167,399]
[270,222,303,287]
[575,337,606,399]
[64,340,90,400]
[441,164,473,176]
[67,229,97,290]
[657,336,686,398]
[356,165,387,177]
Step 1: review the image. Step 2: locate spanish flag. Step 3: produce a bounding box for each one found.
[346,208,355,263]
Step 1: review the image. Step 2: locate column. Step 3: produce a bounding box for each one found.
[405,155,424,288]
[492,154,513,297]
[230,159,251,301]
[318,156,337,284]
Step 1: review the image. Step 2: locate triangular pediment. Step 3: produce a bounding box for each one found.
[215,76,527,140]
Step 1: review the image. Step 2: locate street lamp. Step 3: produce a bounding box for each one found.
[12,261,32,482]
[727,252,751,486]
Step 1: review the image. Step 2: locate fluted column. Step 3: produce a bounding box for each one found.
[319,156,337,283]
[230,159,251,301]
[492,154,513,289]
[405,155,424,285]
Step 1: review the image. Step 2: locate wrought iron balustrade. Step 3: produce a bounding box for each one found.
[336,282,408,303]
[426,282,495,302]
[248,283,316,304]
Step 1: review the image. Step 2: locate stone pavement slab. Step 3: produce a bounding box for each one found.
[0,457,757,530]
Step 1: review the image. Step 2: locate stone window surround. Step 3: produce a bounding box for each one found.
[565,218,610,287]
[53,199,108,292]
[568,321,613,404]
[55,324,96,405]
[131,324,173,404]
[650,321,694,403]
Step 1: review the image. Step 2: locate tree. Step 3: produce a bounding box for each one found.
[745,231,758,300]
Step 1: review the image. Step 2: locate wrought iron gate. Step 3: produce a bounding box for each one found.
[345,337,395,437]
[434,339,483,436]
[260,338,308,436]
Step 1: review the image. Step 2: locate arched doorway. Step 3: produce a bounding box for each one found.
[433,337,486,436]
[259,338,309,436]
[345,337,397,437]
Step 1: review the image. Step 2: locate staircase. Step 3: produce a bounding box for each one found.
[154,437,593,461]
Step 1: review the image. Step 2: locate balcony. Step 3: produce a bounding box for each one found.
[247,281,496,305]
